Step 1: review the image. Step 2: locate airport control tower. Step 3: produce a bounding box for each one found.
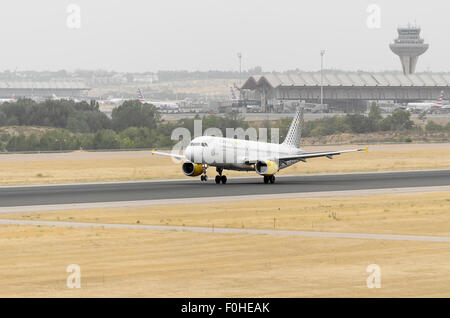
[390,25,429,74]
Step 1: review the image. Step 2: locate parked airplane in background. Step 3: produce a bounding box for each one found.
[96,96,125,106]
[152,108,367,184]
[406,91,445,112]
[137,88,180,113]
[0,95,16,104]
[51,94,82,103]
[230,85,239,101]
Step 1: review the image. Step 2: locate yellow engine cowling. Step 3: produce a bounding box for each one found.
[255,160,279,176]
[182,161,203,177]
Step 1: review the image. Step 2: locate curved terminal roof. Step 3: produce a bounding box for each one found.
[242,72,450,89]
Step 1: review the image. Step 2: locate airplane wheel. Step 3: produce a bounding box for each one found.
[221,175,227,184]
[269,175,275,184]
[263,176,269,184]
[201,175,207,182]
[215,175,221,184]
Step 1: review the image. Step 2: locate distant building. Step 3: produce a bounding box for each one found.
[133,73,159,84]
[0,81,90,99]
[242,72,450,111]
[390,25,429,75]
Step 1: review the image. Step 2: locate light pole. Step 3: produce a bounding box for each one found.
[237,52,242,87]
[320,50,325,105]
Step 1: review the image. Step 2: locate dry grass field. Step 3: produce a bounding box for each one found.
[0,191,449,297]
[0,143,449,185]
[1,225,449,297]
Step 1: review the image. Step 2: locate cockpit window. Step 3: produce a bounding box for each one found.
[189,142,208,147]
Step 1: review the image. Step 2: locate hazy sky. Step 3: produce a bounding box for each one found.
[1,0,449,73]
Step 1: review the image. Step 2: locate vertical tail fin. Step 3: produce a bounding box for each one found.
[230,86,237,100]
[137,88,145,102]
[437,91,444,105]
[282,107,304,148]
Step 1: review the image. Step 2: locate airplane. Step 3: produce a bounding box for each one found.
[137,88,180,112]
[97,96,125,106]
[151,108,367,184]
[406,91,446,113]
[50,94,83,103]
[441,104,450,111]
[0,95,16,104]
[230,85,239,101]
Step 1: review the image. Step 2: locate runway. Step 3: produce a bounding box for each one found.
[1,170,450,208]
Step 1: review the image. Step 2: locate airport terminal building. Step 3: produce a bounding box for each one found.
[0,81,90,99]
[241,72,450,111]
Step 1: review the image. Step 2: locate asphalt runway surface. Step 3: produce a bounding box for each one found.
[1,170,450,208]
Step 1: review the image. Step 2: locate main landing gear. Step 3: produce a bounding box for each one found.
[200,166,227,184]
[263,175,275,184]
[214,167,227,184]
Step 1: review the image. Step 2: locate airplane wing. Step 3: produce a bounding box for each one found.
[244,147,367,164]
[151,149,186,160]
[277,147,367,161]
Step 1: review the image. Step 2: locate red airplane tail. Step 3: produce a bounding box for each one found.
[436,91,444,105]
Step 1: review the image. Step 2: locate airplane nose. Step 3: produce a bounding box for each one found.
[184,146,193,161]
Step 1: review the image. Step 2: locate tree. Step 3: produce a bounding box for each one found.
[425,120,444,132]
[0,111,6,125]
[368,103,382,131]
[93,130,120,149]
[119,127,152,148]
[112,100,160,132]
[345,114,371,134]
[67,112,90,133]
[39,129,75,151]
[0,98,112,133]
[380,109,414,131]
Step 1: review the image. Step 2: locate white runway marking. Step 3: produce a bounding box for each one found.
[1,185,450,213]
[1,219,450,243]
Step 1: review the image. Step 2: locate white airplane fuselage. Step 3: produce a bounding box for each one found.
[140,99,179,111]
[406,92,445,112]
[406,102,441,112]
[184,136,303,171]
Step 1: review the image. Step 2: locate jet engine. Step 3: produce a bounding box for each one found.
[182,161,203,177]
[255,160,279,176]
